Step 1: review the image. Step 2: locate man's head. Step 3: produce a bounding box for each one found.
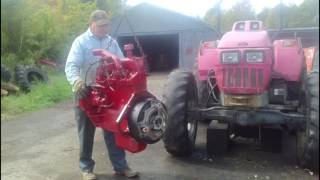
[89,10,110,38]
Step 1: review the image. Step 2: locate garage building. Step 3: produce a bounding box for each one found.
[109,3,218,72]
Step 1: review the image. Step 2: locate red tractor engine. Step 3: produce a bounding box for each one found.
[79,44,167,153]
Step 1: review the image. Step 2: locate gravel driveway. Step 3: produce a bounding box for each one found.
[1,72,318,180]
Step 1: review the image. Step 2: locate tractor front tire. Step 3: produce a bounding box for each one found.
[163,70,198,157]
[297,70,319,171]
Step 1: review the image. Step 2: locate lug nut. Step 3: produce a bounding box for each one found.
[142,127,150,133]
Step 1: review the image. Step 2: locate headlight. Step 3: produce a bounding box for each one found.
[246,51,264,63]
[221,52,239,63]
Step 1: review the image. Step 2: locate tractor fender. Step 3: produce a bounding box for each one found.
[197,41,218,81]
[273,39,304,81]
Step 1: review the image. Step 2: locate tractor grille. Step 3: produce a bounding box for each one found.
[222,67,264,88]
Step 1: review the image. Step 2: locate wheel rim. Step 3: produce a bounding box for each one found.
[186,88,197,142]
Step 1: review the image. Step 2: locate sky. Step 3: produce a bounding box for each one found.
[126,0,305,18]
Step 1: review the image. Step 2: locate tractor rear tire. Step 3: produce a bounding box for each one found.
[297,71,319,171]
[162,70,198,157]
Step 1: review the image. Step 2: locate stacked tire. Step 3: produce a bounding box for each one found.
[15,65,48,92]
[1,64,12,82]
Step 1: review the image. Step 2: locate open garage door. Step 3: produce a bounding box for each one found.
[118,34,179,72]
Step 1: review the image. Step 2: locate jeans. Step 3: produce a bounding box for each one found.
[74,106,129,173]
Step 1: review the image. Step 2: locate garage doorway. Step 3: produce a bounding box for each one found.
[117,34,179,72]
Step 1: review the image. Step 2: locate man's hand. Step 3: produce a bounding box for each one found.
[73,79,89,99]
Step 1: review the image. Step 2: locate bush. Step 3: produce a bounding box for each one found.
[1,53,19,70]
[1,72,72,121]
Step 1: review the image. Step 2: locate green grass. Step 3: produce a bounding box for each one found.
[1,72,73,121]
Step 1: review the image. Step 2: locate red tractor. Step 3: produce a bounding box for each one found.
[163,21,319,171]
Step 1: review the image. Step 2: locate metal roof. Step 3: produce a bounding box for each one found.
[267,27,319,39]
[267,27,319,33]
[109,3,217,36]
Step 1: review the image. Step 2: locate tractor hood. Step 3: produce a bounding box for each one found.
[218,31,272,49]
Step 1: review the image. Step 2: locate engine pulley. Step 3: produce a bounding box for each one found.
[128,98,167,144]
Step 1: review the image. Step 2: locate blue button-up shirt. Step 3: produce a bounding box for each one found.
[65,28,124,89]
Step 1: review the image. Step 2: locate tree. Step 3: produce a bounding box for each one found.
[221,0,255,32]
[203,7,217,28]
[1,0,25,53]
[204,0,255,32]
[204,0,319,33]
[295,0,319,27]
[264,4,281,29]
[261,0,319,29]
[203,0,222,33]
[1,0,97,64]
[256,8,270,26]
[96,0,122,16]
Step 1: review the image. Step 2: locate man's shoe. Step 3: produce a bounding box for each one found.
[82,172,97,180]
[115,168,139,178]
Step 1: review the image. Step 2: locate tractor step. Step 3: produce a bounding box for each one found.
[206,120,229,156]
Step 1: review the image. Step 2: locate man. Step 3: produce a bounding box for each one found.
[65,10,139,180]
